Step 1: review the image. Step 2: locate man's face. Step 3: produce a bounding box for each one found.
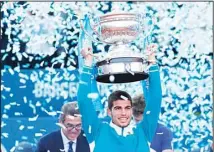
[61,115,82,141]
[133,114,143,123]
[108,99,132,127]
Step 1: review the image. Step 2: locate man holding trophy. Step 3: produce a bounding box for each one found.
[77,12,162,152]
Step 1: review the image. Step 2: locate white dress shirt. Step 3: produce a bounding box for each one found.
[109,121,136,137]
[61,129,77,152]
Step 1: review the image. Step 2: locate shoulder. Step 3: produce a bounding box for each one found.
[158,123,172,131]
[77,131,90,148]
[157,123,173,137]
[78,130,90,141]
[39,130,61,143]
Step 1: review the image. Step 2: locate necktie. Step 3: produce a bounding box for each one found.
[68,141,73,152]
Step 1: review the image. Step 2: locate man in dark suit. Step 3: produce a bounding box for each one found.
[36,102,90,152]
[132,94,173,152]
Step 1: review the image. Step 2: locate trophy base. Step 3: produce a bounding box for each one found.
[95,56,149,83]
[96,72,149,83]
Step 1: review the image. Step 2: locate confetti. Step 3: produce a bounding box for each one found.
[146,111,151,115]
[1,2,212,151]
[19,125,25,130]
[87,93,99,99]
[40,129,47,132]
[88,125,91,133]
[27,126,34,129]
[10,146,16,152]
[28,115,39,121]
[74,114,82,117]
[4,104,11,110]
[120,95,128,101]
[2,133,9,138]
[35,133,43,137]
[56,123,66,130]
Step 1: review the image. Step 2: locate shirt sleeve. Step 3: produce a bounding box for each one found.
[141,78,149,104]
[161,127,173,150]
[91,66,103,112]
[77,66,101,143]
[140,64,162,142]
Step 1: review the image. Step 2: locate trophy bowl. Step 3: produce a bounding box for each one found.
[92,12,142,44]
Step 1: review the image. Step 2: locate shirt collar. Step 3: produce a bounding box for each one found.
[109,121,123,135]
[61,129,77,144]
[109,121,136,137]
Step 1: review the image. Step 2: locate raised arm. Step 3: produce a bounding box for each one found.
[140,44,162,142]
[77,47,101,143]
[91,66,103,112]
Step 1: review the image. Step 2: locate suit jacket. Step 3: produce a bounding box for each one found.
[150,123,173,152]
[36,130,90,152]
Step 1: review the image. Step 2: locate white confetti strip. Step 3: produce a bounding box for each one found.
[10,146,16,152]
[88,125,92,133]
[4,104,11,110]
[35,133,43,137]
[20,78,26,84]
[146,111,151,115]
[8,68,14,75]
[27,126,34,129]
[2,114,9,119]
[120,95,128,100]
[56,123,66,130]
[23,96,27,103]
[2,133,9,138]
[14,112,22,116]
[19,125,25,130]
[156,132,163,135]
[21,136,28,140]
[87,93,99,99]
[40,129,47,132]
[74,114,82,117]
[28,115,39,121]
[1,121,7,128]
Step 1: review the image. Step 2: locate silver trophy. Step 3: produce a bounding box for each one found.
[81,12,153,83]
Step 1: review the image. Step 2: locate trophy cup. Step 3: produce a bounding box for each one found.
[81,12,153,83]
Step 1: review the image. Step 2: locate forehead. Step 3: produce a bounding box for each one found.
[112,99,132,107]
[64,115,81,123]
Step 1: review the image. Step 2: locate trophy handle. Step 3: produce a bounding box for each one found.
[79,19,116,45]
[137,14,155,41]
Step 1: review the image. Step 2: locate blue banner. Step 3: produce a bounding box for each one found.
[1,68,79,117]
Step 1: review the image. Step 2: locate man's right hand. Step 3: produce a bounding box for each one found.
[81,47,93,67]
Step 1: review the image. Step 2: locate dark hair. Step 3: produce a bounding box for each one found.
[132,94,146,117]
[59,102,80,123]
[108,90,132,110]
[14,142,36,152]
